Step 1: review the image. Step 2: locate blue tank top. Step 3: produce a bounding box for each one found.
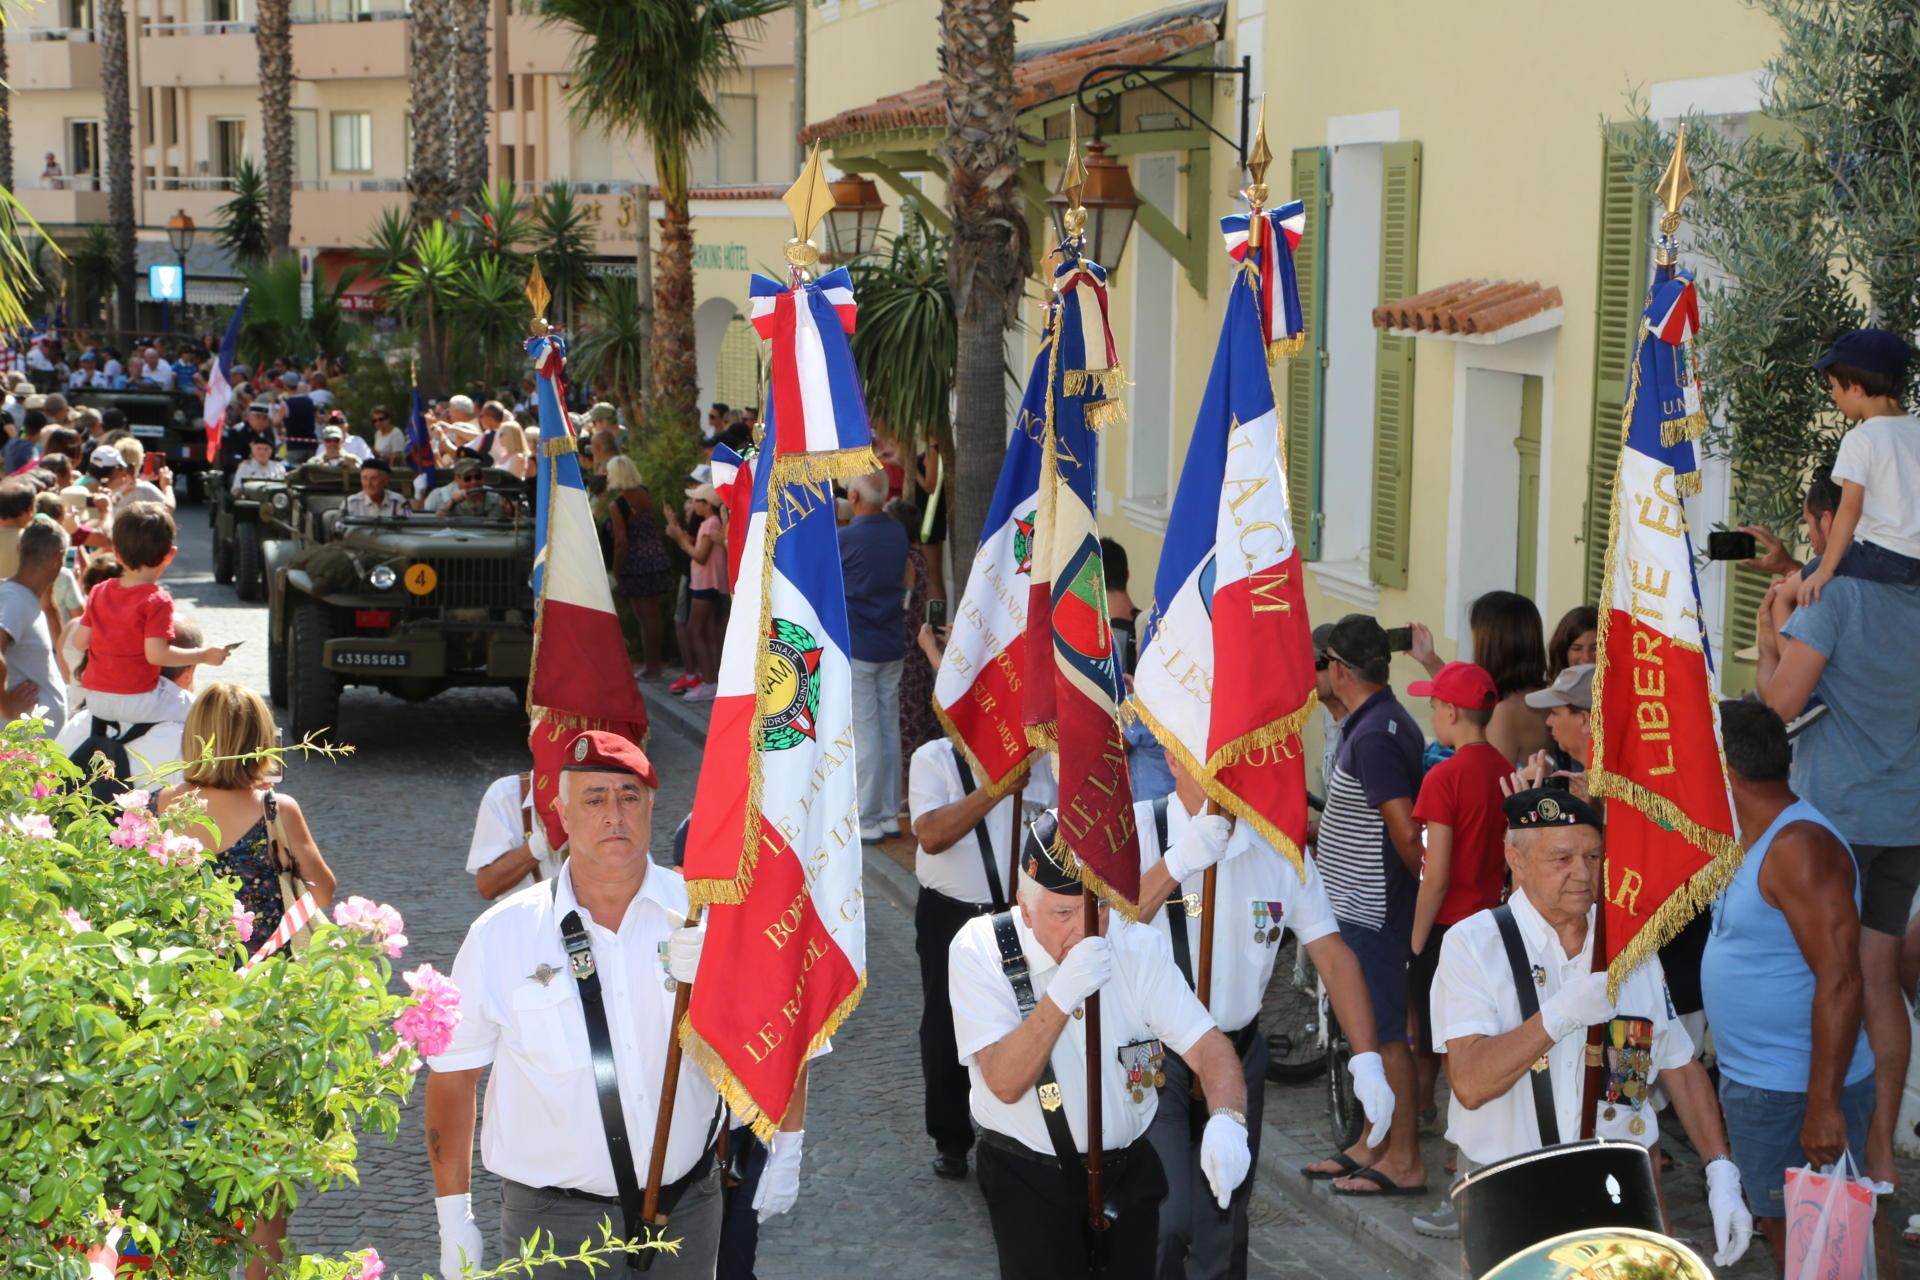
[1700,798,1875,1092]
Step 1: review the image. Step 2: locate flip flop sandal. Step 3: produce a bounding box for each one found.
[1301,1152,1365,1180]
[1331,1167,1429,1198]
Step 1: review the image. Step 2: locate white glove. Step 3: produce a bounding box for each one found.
[1348,1050,1396,1149]
[1199,1112,1251,1209]
[1705,1157,1753,1267]
[1538,971,1615,1042]
[1046,936,1113,1015]
[436,1192,485,1277]
[752,1129,804,1222]
[666,924,705,984]
[1163,814,1235,882]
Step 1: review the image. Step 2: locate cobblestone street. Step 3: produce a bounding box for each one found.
[166,513,1403,1278]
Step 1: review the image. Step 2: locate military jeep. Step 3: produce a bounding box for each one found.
[210,470,295,602]
[70,386,209,499]
[263,465,536,742]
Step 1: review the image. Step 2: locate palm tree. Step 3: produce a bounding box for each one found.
[407,0,460,223]
[0,20,14,194]
[938,0,1029,580]
[573,273,647,429]
[214,157,272,268]
[452,253,530,386]
[848,205,955,448]
[461,178,533,270]
[531,185,593,330]
[384,219,468,396]
[70,223,116,325]
[97,0,136,332]
[361,206,415,282]
[256,0,294,257]
[452,0,490,185]
[538,0,786,435]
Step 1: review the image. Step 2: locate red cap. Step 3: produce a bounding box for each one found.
[1407,660,1498,711]
[561,729,658,789]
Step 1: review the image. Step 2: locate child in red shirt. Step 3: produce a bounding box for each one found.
[1405,661,1510,1118]
[71,502,226,721]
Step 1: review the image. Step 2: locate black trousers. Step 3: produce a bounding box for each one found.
[1147,1027,1268,1280]
[716,1124,768,1280]
[977,1135,1168,1280]
[916,885,997,1156]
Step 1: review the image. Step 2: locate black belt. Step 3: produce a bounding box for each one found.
[922,884,1000,917]
[539,1142,715,1210]
[978,1128,1140,1170]
[1493,903,1559,1147]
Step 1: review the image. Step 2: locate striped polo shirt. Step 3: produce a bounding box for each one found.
[1315,687,1424,932]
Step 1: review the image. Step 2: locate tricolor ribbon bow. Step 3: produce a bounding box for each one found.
[749,266,875,481]
[1646,270,1699,346]
[1050,246,1125,414]
[1221,200,1308,359]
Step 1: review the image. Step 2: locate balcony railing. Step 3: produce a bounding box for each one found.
[26,175,109,192]
[146,175,238,191]
[290,3,409,23]
[21,27,98,41]
[142,20,257,35]
[291,178,407,192]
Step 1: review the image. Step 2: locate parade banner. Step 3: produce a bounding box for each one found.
[525,332,649,847]
[404,386,436,489]
[1134,235,1315,873]
[202,293,246,462]
[747,264,877,484]
[710,441,758,594]
[1025,248,1138,911]
[930,341,1047,795]
[682,430,865,1137]
[1588,240,1740,990]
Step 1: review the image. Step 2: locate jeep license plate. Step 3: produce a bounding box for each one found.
[333,650,410,670]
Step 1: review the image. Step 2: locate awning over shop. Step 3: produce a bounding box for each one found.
[1373,279,1566,344]
[316,250,389,312]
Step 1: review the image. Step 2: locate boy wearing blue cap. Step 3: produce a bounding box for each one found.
[1801,328,1920,602]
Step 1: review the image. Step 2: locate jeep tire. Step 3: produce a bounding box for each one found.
[288,601,340,742]
[235,523,264,602]
[267,621,288,707]
[213,522,235,585]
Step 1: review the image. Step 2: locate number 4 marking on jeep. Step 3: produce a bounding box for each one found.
[404,563,438,596]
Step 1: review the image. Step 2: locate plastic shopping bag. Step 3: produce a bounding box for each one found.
[1786,1154,1877,1280]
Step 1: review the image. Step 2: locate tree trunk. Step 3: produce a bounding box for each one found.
[0,34,14,195]
[256,0,293,257]
[407,0,458,223]
[452,0,491,194]
[635,184,654,421]
[98,0,137,335]
[792,0,807,172]
[653,196,697,433]
[939,0,1028,588]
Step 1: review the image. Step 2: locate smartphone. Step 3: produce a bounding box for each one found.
[1545,773,1572,793]
[1385,625,1414,653]
[141,452,161,479]
[224,640,245,651]
[925,598,948,630]
[1707,530,1758,561]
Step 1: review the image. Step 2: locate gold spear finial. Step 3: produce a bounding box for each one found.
[524,261,551,336]
[1059,104,1088,244]
[782,143,836,273]
[1655,123,1692,235]
[1246,95,1272,203]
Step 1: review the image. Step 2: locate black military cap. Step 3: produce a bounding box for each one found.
[1021,810,1082,895]
[361,456,392,474]
[1504,784,1604,832]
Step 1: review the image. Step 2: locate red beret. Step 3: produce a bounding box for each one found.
[561,729,657,789]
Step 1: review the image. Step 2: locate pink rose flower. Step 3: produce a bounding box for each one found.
[9,813,54,840]
[346,1248,385,1280]
[230,901,255,943]
[392,964,462,1059]
[333,896,408,958]
[63,907,91,932]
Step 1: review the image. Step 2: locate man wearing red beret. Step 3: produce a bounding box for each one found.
[422,729,806,1277]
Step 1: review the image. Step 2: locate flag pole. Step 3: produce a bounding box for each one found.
[1007,784,1026,894]
[1581,125,1694,1141]
[643,907,702,1227]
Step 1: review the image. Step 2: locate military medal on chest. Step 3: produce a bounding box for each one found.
[1251,899,1285,945]
[1117,1038,1167,1103]
[657,941,678,992]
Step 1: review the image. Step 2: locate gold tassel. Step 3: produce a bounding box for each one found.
[1061,366,1128,400]
[932,702,1035,800]
[1050,828,1141,922]
[1268,332,1307,366]
[542,433,579,457]
[1024,723,1058,753]
[1084,397,1126,431]
[771,444,881,487]
[1675,469,1703,498]
[1660,410,1709,448]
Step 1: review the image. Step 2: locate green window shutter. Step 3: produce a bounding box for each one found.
[1720,559,1773,694]
[1369,140,1421,590]
[1585,124,1652,604]
[1284,146,1329,559]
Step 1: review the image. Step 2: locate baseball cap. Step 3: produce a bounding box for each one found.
[280,371,302,388]
[1408,660,1498,711]
[1324,614,1390,674]
[321,425,343,441]
[58,484,90,508]
[453,457,485,476]
[588,402,619,423]
[88,445,126,471]
[1524,662,1594,711]
[685,482,719,504]
[561,728,658,789]
[1814,328,1912,378]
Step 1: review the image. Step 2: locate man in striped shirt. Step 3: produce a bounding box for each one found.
[1303,614,1429,1198]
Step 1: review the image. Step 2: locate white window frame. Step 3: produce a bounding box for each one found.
[1118,152,1179,534]
[330,111,373,175]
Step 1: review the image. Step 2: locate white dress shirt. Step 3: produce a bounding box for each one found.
[345,491,411,519]
[231,459,286,494]
[908,741,1056,905]
[55,678,193,787]
[1133,797,1339,1033]
[428,860,721,1193]
[341,433,372,462]
[949,909,1215,1156]
[1430,888,1693,1166]
[464,772,562,891]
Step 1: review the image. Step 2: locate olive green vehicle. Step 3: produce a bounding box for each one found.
[69,386,209,497]
[263,464,536,742]
[211,471,296,602]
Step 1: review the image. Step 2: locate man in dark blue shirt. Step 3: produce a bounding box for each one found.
[838,470,909,841]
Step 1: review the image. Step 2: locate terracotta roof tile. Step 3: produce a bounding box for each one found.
[799,8,1221,145]
[689,184,785,201]
[1372,279,1563,336]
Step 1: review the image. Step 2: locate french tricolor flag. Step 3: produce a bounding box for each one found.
[1133,243,1315,872]
[932,343,1047,792]
[1222,200,1307,358]
[710,441,758,593]
[749,266,875,482]
[525,332,649,846]
[202,291,247,462]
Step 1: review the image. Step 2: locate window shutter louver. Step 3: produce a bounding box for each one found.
[1284,146,1329,558]
[1585,125,1652,605]
[1369,140,1421,589]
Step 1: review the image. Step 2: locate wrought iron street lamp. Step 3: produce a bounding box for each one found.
[165,209,196,308]
[1046,138,1140,274]
[824,173,886,260]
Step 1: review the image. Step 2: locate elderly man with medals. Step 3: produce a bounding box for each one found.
[423,730,807,1278]
[947,814,1254,1279]
[1427,785,1752,1268]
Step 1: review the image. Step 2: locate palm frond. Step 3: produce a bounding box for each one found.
[848,205,956,443]
[0,188,55,334]
[360,206,416,281]
[214,156,271,267]
[460,178,534,263]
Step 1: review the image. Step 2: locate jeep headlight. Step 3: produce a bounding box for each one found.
[369,564,397,590]
[271,491,290,511]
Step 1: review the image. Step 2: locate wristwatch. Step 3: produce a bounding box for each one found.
[1209,1107,1248,1127]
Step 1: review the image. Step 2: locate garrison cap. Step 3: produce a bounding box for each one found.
[561,729,657,789]
[453,456,485,475]
[1504,785,1603,833]
[1021,809,1082,895]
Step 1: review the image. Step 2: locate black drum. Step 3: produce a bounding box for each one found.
[1481,1227,1712,1279]
[1451,1140,1663,1278]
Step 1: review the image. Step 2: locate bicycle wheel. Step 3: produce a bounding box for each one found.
[1262,936,1328,1084]
[1323,999,1365,1150]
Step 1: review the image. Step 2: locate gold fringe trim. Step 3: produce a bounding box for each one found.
[1047,825,1141,922]
[1024,723,1058,753]
[1674,469,1703,498]
[771,444,880,486]
[1084,397,1126,431]
[1127,696,1310,880]
[1589,324,1742,997]
[542,434,579,457]
[1269,332,1307,365]
[1660,410,1708,448]
[677,973,867,1142]
[1060,366,1127,400]
[932,698,1034,800]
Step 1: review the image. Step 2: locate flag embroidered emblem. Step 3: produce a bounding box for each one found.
[1013,511,1037,575]
[760,618,825,750]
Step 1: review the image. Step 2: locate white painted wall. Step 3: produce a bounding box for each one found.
[1319,141,1383,567]
[1454,367,1524,639]
[1124,153,1178,523]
